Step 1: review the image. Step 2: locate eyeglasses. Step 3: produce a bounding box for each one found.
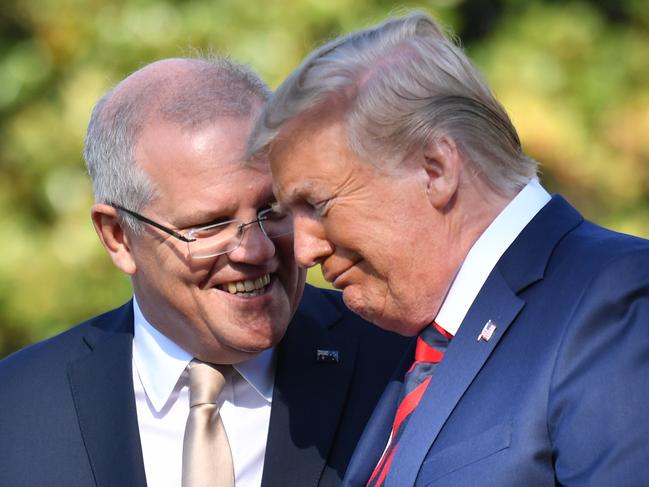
[111,204,293,259]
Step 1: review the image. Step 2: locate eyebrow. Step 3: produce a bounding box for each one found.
[171,213,230,230]
[179,197,279,228]
[276,180,316,205]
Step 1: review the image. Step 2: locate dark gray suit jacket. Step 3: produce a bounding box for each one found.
[0,284,410,487]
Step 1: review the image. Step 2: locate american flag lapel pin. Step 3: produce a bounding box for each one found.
[477,320,497,342]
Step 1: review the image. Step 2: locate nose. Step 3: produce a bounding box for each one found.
[292,212,334,268]
[227,221,275,264]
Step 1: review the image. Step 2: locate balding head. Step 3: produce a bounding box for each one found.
[84,57,270,231]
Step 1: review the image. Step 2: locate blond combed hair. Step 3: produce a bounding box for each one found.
[248,12,537,193]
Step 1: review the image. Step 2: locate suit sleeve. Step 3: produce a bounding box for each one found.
[548,248,649,486]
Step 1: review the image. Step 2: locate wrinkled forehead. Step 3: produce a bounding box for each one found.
[268,101,348,161]
[138,113,261,167]
[267,114,371,206]
[136,115,273,209]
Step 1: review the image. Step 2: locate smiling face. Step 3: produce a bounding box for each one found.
[269,116,457,336]
[126,114,305,363]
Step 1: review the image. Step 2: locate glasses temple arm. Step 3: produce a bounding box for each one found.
[111,204,195,243]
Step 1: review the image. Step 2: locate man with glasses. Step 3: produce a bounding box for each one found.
[0,57,408,487]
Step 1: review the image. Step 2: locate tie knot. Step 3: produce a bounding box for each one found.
[187,359,230,408]
[414,322,452,363]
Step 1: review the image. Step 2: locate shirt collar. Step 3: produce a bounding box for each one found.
[235,349,275,401]
[132,296,275,412]
[435,179,551,336]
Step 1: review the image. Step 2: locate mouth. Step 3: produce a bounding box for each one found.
[324,267,351,289]
[218,273,271,297]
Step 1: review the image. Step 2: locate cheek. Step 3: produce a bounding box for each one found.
[275,239,305,295]
[343,209,402,255]
[354,251,412,314]
[275,235,296,260]
[323,205,367,242]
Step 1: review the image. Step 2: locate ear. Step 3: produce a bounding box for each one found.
[91,203,137,275]
[421,135,461,210]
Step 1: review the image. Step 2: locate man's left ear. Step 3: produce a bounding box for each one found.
[421,135,461,209]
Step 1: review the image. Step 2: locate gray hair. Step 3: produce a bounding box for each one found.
[248,12,537,193]
[84,56,271,232]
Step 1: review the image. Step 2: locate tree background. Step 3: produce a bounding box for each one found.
[1,0,648,356]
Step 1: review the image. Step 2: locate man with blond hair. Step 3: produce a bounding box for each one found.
[248,12,649,486]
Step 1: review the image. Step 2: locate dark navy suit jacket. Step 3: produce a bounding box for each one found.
[344,196,649,487]
[0,284,410,487]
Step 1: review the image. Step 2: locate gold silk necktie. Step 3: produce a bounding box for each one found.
[181,359,235,487]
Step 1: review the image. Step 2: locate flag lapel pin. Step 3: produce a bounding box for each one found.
[316,349,340,363]
[477,320,497,342]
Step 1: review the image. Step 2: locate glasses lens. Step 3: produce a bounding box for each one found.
[187,221,242,259]
[259,208,293,238]
[186,210,293,259]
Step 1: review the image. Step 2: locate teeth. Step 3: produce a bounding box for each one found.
[220,274,271,295]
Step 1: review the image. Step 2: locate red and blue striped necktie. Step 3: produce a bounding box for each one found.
[366,322,453,487]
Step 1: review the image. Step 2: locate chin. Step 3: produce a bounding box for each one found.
[364,312,418,336]
[237,321,288,350]
[342,291,422,336]
[342,292,386,330]
[242,333,282,351]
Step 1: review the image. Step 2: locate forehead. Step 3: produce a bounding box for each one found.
[269,116,359,198]
[137,116,272,214]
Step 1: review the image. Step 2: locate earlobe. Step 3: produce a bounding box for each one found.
[422,136,461,210]
[91,203,137,275]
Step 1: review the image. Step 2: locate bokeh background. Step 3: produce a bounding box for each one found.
[1,0,648,357]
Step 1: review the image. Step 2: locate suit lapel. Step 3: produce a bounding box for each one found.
[67,302,148,487]
[343,344,414,487]
[386,196,583,486]
[262,286,360,487]
[387,270,523,487]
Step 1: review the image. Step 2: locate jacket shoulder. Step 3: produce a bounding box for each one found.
[0,302,133,384]
[550,218,649,284]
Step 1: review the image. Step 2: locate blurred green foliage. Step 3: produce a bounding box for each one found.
[1,0,648,356]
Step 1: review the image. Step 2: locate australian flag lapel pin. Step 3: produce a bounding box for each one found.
[477,320,497,342]
[316,349,340,364]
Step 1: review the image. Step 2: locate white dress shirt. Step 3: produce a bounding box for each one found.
[435,179,551,334]
[131,298,275,487]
